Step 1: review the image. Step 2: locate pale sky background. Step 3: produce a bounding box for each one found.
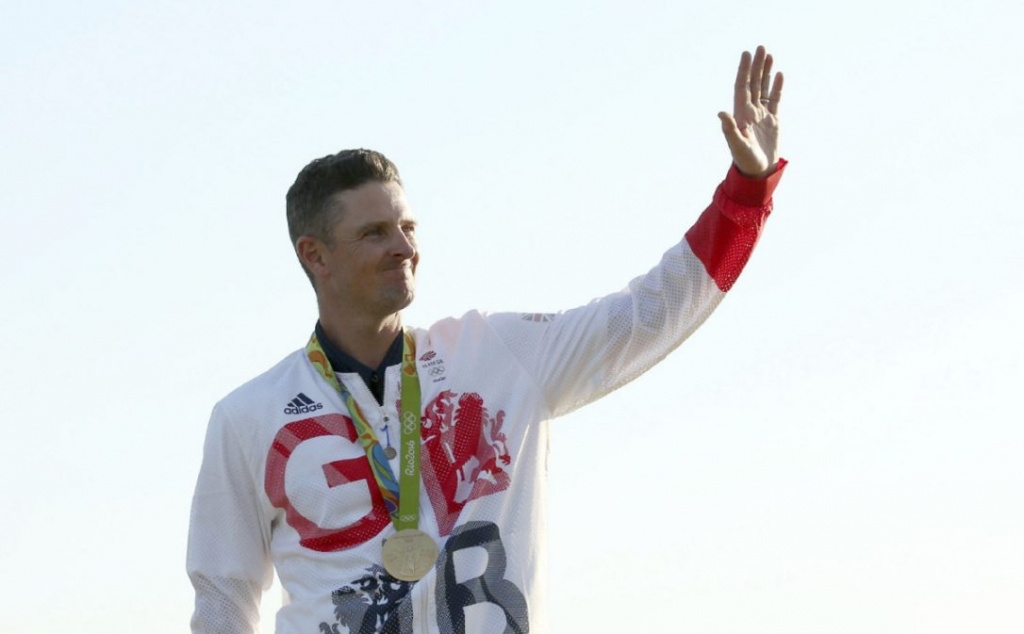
[2,1,1022,633]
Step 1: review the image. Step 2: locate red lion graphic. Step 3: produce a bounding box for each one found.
[421,390,511,535]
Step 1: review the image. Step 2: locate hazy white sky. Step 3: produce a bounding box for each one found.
[2,1,1021,633]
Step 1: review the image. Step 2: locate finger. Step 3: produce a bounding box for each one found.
[734,50,752,114]
[760,54,773,107]
[749,45,766,103]
[766,71,784,115]
[718,111,745,150]
[718,110,738,131]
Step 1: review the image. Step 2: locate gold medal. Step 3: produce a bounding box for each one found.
[381,528,438,581]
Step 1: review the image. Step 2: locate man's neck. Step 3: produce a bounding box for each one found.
[316,310,403,370]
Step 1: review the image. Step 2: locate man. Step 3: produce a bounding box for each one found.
[188,46,787,634]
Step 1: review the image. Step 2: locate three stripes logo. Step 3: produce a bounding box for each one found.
[283,392,323,415]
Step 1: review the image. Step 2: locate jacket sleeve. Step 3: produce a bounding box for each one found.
[485,161,786,418]
[187,403,274,634]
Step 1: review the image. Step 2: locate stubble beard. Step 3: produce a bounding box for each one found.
[376,277,416,317]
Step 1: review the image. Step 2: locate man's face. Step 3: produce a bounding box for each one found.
[317,180,419,319]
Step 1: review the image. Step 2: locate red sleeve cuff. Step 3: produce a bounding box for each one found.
[722,158,788,207]
[683,158,787,292]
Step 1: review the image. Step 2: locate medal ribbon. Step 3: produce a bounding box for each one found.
[306,330,422,531]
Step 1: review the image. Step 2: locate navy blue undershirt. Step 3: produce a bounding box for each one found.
[313,322,404,406]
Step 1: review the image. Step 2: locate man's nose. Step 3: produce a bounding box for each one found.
[392,231,416,259]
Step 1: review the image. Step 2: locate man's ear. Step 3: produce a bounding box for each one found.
[296,236,329,280]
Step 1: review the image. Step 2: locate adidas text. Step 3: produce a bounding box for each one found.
[284,392,323,415]
[284,402,323,415]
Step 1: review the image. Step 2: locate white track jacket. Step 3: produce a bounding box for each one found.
[187,162,787,634]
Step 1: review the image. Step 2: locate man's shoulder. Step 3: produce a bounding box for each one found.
[407,310,498,349]
[215,348,313,416]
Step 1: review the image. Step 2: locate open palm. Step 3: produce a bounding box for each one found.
[718,46,784,178]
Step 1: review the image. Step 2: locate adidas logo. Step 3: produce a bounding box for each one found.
[283,392,323,415]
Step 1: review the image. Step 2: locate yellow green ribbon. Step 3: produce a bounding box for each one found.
[306,330,422,531]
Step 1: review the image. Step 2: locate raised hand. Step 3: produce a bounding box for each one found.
[718,46,783,179]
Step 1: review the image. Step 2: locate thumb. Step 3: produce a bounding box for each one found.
[718,111,739,139]
[717,111,747,159]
